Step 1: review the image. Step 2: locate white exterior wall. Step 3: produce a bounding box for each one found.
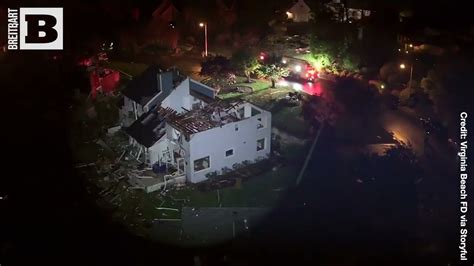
[185,108,272,183]
[120,96,145,127]
[161,78,194,113]
[148,134,172,165]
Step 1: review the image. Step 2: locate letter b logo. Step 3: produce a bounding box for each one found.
[20,8,63,50]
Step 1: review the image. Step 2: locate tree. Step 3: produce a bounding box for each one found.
[342,53,360,72]
[302,95,342,126]
[200,55,235,93]
[231,49,261,83]
[257,64,289,88]
[310,35,358,72]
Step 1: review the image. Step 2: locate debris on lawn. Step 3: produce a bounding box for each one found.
[107,125,121,136]
[75,162,96,168]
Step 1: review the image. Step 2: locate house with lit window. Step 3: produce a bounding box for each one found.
[120,66,272,186]
[287,0,312,23]
[325,0,372,22]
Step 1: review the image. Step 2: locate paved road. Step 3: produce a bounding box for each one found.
[380,109,426,155]
[135,51,203,81]
[278,78,334,97]
[380,108,456,164]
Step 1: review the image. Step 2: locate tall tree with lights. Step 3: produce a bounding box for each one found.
[257,64,289,88]
[231,49,261,83]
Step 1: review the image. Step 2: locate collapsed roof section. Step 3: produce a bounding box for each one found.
[124,107,179,148]
[166,100,250,137]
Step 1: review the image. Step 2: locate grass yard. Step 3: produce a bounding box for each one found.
[237,78,271,93]
[219,77,271,100]
[129,141,308,218]
[107,61,148,77]
[221,83,310,138]
[243,86,294,108]
[272,106,310,139]
[218,164,300,207]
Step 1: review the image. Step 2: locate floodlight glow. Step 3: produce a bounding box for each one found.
[292,82,303,91]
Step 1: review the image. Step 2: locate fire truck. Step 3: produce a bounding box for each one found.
[281,56,318,82]
[258,52,318,82]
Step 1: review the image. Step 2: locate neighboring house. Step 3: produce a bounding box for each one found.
[287,0,312,23]
[325,0,372,22]
[147,0,180,50]
[120,66,271,184]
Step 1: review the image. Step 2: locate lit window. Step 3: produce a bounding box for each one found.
[194,156,210,172]
[257,138,265,151]
[225,149,234,157]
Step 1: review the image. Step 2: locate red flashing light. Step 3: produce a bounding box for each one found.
[259,55,265,60]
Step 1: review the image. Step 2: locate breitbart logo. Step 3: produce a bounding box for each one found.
[7,7,63,50]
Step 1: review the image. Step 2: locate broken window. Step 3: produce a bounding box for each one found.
[257,117,266,129]
[225,149,234,157]
[194,156,210,172]
[257,138,265,151]
[251,107,261,116]
[238,108,244,119]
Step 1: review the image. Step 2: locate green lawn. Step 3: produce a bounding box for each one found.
[236,78,271,93]
[219,77,271,100]
[243,86,293,108]
[218,165,300,207]
[106,61,148,77]
[272,106,310,138]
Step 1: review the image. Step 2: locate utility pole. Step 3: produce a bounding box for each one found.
[199,22,208,57]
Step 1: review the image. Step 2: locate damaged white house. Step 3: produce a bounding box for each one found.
[119,65,272,188]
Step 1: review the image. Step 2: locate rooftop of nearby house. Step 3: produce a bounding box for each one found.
[289,0,311,12]
[122,65,186,106]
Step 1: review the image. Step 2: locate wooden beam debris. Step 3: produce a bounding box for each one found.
[115,150,126,163]
[155,207,179,212]
[74,163,96,168]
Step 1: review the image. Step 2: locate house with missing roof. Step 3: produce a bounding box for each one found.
[119,65,213,127]
[119,65,271,190]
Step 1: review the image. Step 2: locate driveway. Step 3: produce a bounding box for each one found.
[380,109,426,155]
[278,78,334,97]
[134,50,203,80]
